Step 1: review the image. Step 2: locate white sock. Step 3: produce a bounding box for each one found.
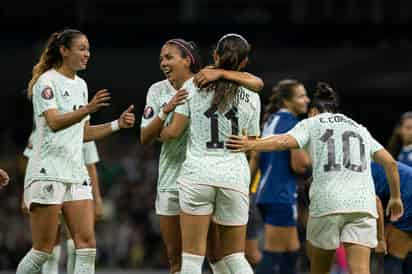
[73,248,96,274]
[42,245,61,274]
[223,252,253,274]
[210,259,230,274]
[16,249,51,274]
[180,252,205,274]
[66,240,75,274]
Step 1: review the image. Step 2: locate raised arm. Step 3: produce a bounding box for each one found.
[83,105,135,142]
[194,67,264,92]
[226,133,300,152]
[140,89,188,145]
[159,112,189,140]
[43,89,110,132]
[373,149,403,221]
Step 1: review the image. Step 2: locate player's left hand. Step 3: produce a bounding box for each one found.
[226,129,253,152]
[0,169,10,188]
[386,197,404,222]
[375,239,387,254]
[193,68,223,88]
[119,105,135,129]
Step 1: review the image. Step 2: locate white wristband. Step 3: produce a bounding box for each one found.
[110,120,120,132]
[158,109,167,121]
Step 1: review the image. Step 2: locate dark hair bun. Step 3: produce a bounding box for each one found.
[315,82,336,101]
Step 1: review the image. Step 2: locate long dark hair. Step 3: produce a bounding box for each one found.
[206,33,250,112]
[309,82,339,114]
[387,112,412,157]
[263,79,302,122]
[28,29,84,97]
[165,39,201,73]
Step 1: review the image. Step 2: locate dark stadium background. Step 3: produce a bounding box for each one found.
[0,1,410,273]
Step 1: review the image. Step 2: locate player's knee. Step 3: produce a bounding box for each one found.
[73,232,96,249]
[33,235,59,253]
[347,261,369,274]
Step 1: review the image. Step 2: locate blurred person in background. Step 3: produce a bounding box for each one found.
[160,33,260,274]
[372,161,412,274]
[252,80,310,274]
[17,28,135,274]
[140,37,263,274]
[0,169,10,188]
[387,111,412,273]
[227,82,403,274]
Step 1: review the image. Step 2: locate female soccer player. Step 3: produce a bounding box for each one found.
[160,33,260,274]
[253,79,310,274]
[140,38,263,274]
[227,82,404,274]
[388,112,412,166]
[22,137,102,274]
[372,161,412,274]
[17,28,135,274]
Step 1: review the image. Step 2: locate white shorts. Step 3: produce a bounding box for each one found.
[307,213,377,250]
[24,180,93,210]
[178,181,249,226]
[155,191,180,216]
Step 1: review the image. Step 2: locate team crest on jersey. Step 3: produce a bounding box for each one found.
[143,106,154,119]
[41,87,54,100]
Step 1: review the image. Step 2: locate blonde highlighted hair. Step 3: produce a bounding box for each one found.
[27,29,84,98]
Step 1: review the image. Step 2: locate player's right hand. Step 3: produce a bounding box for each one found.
[86,89,111,113]
[386,197,404,222]
[163,89,188,114]
[0,169,9,188]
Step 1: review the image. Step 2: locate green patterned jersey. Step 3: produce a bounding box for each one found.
[24,69,90,188]
[288,112,383,218]
[24,133,99,166]
[140,80,188,192]
[175,79,261,194]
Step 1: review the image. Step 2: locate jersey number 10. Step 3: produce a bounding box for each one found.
[204,107,239,149]
[320,129,367,172]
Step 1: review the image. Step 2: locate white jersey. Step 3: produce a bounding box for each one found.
[24,69,90,188]
[24,132,99,166]
[176,79,261,194]
[140,80,188,192]
[288,112,383,218]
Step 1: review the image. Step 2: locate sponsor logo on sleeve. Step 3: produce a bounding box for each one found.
[143,106,154,119]
[41,87,54,100]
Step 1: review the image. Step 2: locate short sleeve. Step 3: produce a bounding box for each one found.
[247,94,261,137]
[32,79,58,116]
[83,141,100,165]
[140,85,160,128]
[367,130,384,156]
[287,119,311,148]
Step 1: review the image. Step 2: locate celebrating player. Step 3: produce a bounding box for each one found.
[17,29,135,274]
[160,33,261,274]
[254,80,310,274]
[140,38,263,274]
[227,82,403,274]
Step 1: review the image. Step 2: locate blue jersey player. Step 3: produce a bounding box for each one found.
[255,80,310,274]
[372,162,412,274]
